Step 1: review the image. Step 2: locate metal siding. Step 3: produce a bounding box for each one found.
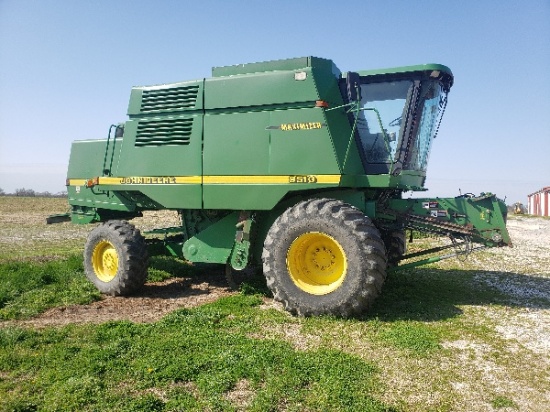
[527,187,550,216]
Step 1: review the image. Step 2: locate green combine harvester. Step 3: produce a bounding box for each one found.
[48,57,511,316]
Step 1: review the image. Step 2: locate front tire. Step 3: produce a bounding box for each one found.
[84,220,148,296]
[262,199,387,317]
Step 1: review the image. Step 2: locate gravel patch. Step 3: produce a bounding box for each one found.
[468,217,550,358]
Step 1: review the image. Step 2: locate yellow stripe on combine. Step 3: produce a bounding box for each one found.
[67,179,87,186]
[67,175,341,186]
[204,175,339,184]
[204,176,285,184]
[98,177,125,185]
[102,176,202,185]
[309,175,341,184]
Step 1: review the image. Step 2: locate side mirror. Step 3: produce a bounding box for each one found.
[346,72,361,102]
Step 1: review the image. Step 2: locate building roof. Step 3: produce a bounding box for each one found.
[528,187,550,197]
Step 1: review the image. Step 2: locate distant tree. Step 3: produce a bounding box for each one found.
[37,191,68,198]
[9,188,67,198]
[0,188,4,196]
[15,188,36,197]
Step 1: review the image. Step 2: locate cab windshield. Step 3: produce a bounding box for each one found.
[348,75,449,174]
[404,81,447,171]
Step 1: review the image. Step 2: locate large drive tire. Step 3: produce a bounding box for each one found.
[262,198,387,317]
[84,220,149,296]
[382,230,407,268]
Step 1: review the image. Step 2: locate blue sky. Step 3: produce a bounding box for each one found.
[1,0,549,204]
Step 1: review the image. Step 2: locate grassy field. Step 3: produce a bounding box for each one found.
[0,196,549,411]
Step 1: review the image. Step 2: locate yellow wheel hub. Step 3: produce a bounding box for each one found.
[286,232,347,295]
[92,240,119,282]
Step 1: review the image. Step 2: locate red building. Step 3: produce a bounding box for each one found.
[528,187,550,217]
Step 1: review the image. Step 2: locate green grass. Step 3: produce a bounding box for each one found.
[491,396,518,409]
[0,256,101,320]
[0,296,393,412]
[377,321,440,355]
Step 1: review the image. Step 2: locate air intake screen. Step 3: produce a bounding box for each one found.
[135,118,193,147]
[140,85,199,113]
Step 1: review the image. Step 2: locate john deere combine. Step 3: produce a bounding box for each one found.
[49,57,511,316]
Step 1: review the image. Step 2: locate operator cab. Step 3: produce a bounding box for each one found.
[340,65,453,176]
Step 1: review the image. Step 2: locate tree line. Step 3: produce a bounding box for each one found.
[0,188,67,198]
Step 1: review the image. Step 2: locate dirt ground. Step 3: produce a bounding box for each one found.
[4,269,238,328]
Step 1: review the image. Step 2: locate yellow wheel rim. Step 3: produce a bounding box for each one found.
[92,240,119,282]
[286,232,347,295]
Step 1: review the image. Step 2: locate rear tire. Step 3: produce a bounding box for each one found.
[262,198,387,317]
[84,220,148,296]
[383,230,407,268]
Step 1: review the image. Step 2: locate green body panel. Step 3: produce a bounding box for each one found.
[200,59,347,209]
[67,188,135,211]
[67,139,121,178]
[202,110,271,176]
[339,172,426,191]
[182,212,239,264]
[203,185,292,211]
[211,57,339,78]
[127,79,205,116]
[201,105,345,209]
[266,108,341,174]
[115,115,203,177]
[205,67,317,110]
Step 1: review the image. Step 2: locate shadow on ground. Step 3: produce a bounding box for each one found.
[146,258,550,324]
[367,268,550,322]
[115,258,269,304]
